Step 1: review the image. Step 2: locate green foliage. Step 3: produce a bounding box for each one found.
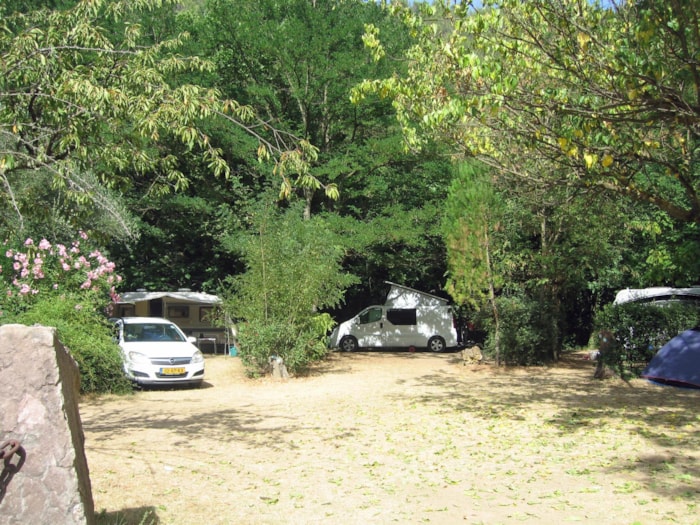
[0,232,131,394]
[1,0,332,245]
[187,0,404,201]
[4,294,132,394]
[358,0,700,225]
[593,302,700,379]
[442,160,503,309]
[108,190,245,291]
[637,216,700,286]
[483,292,554,366]
[222,200,358,375]
[237,315,334,377]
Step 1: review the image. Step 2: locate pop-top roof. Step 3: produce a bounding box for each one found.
[384,281,449,308]
[614,287,700,305]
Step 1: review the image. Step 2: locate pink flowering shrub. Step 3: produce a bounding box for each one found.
[0,231,121,316]
[0,232,131,394]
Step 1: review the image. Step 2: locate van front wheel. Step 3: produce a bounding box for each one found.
[339,336,359,352]
[427,336,446,353]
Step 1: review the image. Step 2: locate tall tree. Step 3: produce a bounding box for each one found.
[443,161,504,361]
[195,0,408,215]
[0,0,323,242]
[356,0,700,226]
[191,0,454,302]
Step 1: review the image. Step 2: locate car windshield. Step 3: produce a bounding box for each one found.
[124,323,186,343]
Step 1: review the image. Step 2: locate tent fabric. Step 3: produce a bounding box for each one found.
[642,328,700,389]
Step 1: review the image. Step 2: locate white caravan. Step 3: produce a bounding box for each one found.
[328,282,458,352]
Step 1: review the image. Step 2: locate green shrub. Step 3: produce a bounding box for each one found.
[1,233,131,394]
[237,314,334,377]
[222,202,356,377]
[593,302,700,379]
[483,293,555,365]
[6,294,132,394]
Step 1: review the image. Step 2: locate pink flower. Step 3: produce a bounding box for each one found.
[24,238,33,246]
[62,263,71,271]
[53,284,59,290]
[56,244,67,257]
[80,280,92,289]
[38,239,51,250]
[19,284,31,295]
[5,250,13,258]
[13,262,20,271]
[79,231,88,240]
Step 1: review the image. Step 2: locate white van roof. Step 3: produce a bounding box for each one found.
[614,287,700,305]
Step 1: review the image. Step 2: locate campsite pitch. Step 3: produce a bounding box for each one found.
[82,351,700,525]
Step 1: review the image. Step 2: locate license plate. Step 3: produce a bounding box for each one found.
[161,367,185,375]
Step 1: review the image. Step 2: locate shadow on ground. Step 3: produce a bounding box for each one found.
[397,352,700,502]
[96,506,160,525]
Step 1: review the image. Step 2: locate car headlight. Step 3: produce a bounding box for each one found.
[191,350,204,363]
[127,351,150,365]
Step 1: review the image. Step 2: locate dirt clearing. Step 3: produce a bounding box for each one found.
[81,351,700,525]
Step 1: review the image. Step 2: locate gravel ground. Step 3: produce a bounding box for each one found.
[81,350,700,525]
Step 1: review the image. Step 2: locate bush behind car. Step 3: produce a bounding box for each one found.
[593,301,700,380]
[6,294,133,394]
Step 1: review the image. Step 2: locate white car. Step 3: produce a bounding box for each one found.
[112,317,205,387]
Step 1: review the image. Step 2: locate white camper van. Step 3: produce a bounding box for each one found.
[328,282,458,352]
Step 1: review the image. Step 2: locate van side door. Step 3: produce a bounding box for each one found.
[356,306,385,347]
[386,308,418,347]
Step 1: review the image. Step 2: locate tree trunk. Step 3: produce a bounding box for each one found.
[484,228,501,365]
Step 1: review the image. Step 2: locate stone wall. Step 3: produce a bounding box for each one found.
[0,324,95,525]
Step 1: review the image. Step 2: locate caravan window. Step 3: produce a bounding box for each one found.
[359,307,383,324]
[200,306,213,322]
[167,305,190,318]
[387,308,417,326]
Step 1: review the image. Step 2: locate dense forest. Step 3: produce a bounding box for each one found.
[1,0,699,381]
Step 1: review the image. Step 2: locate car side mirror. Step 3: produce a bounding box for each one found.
[187,336,197,344]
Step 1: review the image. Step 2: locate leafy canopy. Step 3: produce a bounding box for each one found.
[0,0,332,239]
[354,0,700,224]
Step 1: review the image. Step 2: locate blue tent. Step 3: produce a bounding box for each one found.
[642,328,700,389]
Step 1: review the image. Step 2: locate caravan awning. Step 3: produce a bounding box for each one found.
[117,291,221,305]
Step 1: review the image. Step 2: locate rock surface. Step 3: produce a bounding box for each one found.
[0,324,94,525]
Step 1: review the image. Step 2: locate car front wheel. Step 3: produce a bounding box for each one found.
[427,336,446,353]
[339,336,359,352]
